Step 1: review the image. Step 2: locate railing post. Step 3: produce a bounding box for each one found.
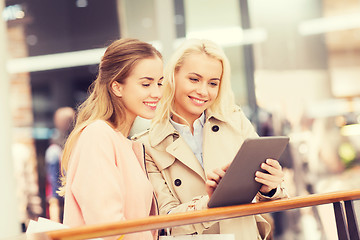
[344,200,360,240]
[334,201,350,240]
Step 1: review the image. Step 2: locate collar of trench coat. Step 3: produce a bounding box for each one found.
[147,109,233,182]
[149,109,227,147]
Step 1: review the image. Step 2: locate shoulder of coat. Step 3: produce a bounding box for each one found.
[232,105,242,112]
[130,129,150,141]
[228,105,250,125]
[227,105,244,119]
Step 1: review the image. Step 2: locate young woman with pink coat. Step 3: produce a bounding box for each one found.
[58,38,163,240]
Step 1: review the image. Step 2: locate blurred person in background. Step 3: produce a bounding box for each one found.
[134,39,288,240]
[58,38,163,240]
[45,106,75,223]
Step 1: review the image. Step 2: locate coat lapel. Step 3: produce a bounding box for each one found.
[166,137,206,181]
[149,120,206,181]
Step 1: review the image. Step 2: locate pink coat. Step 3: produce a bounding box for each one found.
[63,120,156,240]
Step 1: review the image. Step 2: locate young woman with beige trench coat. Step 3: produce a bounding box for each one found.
[133,39,288,240]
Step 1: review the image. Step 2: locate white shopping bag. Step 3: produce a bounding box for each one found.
[26,218,104,240]
[26,217,69,234]
[159,234,235,240]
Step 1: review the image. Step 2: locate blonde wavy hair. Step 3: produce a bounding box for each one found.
[58,38,162,196]
[152,38,235,126]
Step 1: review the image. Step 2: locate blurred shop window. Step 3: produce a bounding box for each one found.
[119,0,157,42]
[248,0,360,238]
[23,0,120,56]
[183,0,249,107]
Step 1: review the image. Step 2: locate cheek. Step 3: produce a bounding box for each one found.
[175,76,192,92]
[123,88,143,104]
[209,87,220,100]
[129,85,147,99]
[174,85,188,100]
[174,90,183,103]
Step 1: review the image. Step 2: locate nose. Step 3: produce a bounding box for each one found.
[151,84,162,99]
[196,82,208,96]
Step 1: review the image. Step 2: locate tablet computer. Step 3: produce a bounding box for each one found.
[207,136,290,208]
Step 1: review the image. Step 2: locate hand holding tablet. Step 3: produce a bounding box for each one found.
[256,158,285,195]
[207,136,290,208]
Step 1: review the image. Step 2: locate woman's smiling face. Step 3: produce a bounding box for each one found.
[173,53,222,125]
[117,56,163,120]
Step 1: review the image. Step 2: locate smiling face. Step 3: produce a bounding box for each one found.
[172,53,222,125]
[114,56,163,121]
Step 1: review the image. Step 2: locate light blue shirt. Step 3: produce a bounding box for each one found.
[170,112,205,168]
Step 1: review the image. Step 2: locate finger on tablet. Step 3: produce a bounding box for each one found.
[221,162,231,171]
[266,158,282,170]
[261,162,282,177]
[214,168,226,178]
[206,179,218,188]
[256,170,277,181]
[255,177,277,190]
[207,172,220,184]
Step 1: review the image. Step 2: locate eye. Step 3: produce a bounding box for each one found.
[158,82,163,86]
[209,81,219,87]
[189,77,199,82]
[142,83,150,87]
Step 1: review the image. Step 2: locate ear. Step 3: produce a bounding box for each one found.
[111,81,123,97]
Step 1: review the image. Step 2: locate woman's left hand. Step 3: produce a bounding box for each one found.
[255,158,284,195]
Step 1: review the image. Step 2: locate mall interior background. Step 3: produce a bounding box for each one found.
[1,0,360,239]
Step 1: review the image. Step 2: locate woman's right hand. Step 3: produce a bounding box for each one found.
[205,162,231,198]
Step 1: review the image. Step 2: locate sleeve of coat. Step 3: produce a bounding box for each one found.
[256,183,289,201]
[145,152,215,235]
[70,125,127,228]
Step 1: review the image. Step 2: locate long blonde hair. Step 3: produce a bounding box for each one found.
[152,38,235,126]
[58,38,162,196]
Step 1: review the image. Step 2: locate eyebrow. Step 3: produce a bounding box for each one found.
[139,76,164,81]
[189,72,220,81]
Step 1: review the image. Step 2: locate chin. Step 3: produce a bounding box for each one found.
[189,108,206,116]
[139,112,156,120]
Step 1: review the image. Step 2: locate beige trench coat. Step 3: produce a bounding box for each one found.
[133,107,287,240]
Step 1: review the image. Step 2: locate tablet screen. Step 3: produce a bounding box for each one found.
[207,136,289,208]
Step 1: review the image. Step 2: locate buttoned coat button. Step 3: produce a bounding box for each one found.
[212,125,219,132]
[174,179,182,186]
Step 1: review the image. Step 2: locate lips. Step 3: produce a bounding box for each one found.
[189,96,207,106]
[144,101,158,110]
